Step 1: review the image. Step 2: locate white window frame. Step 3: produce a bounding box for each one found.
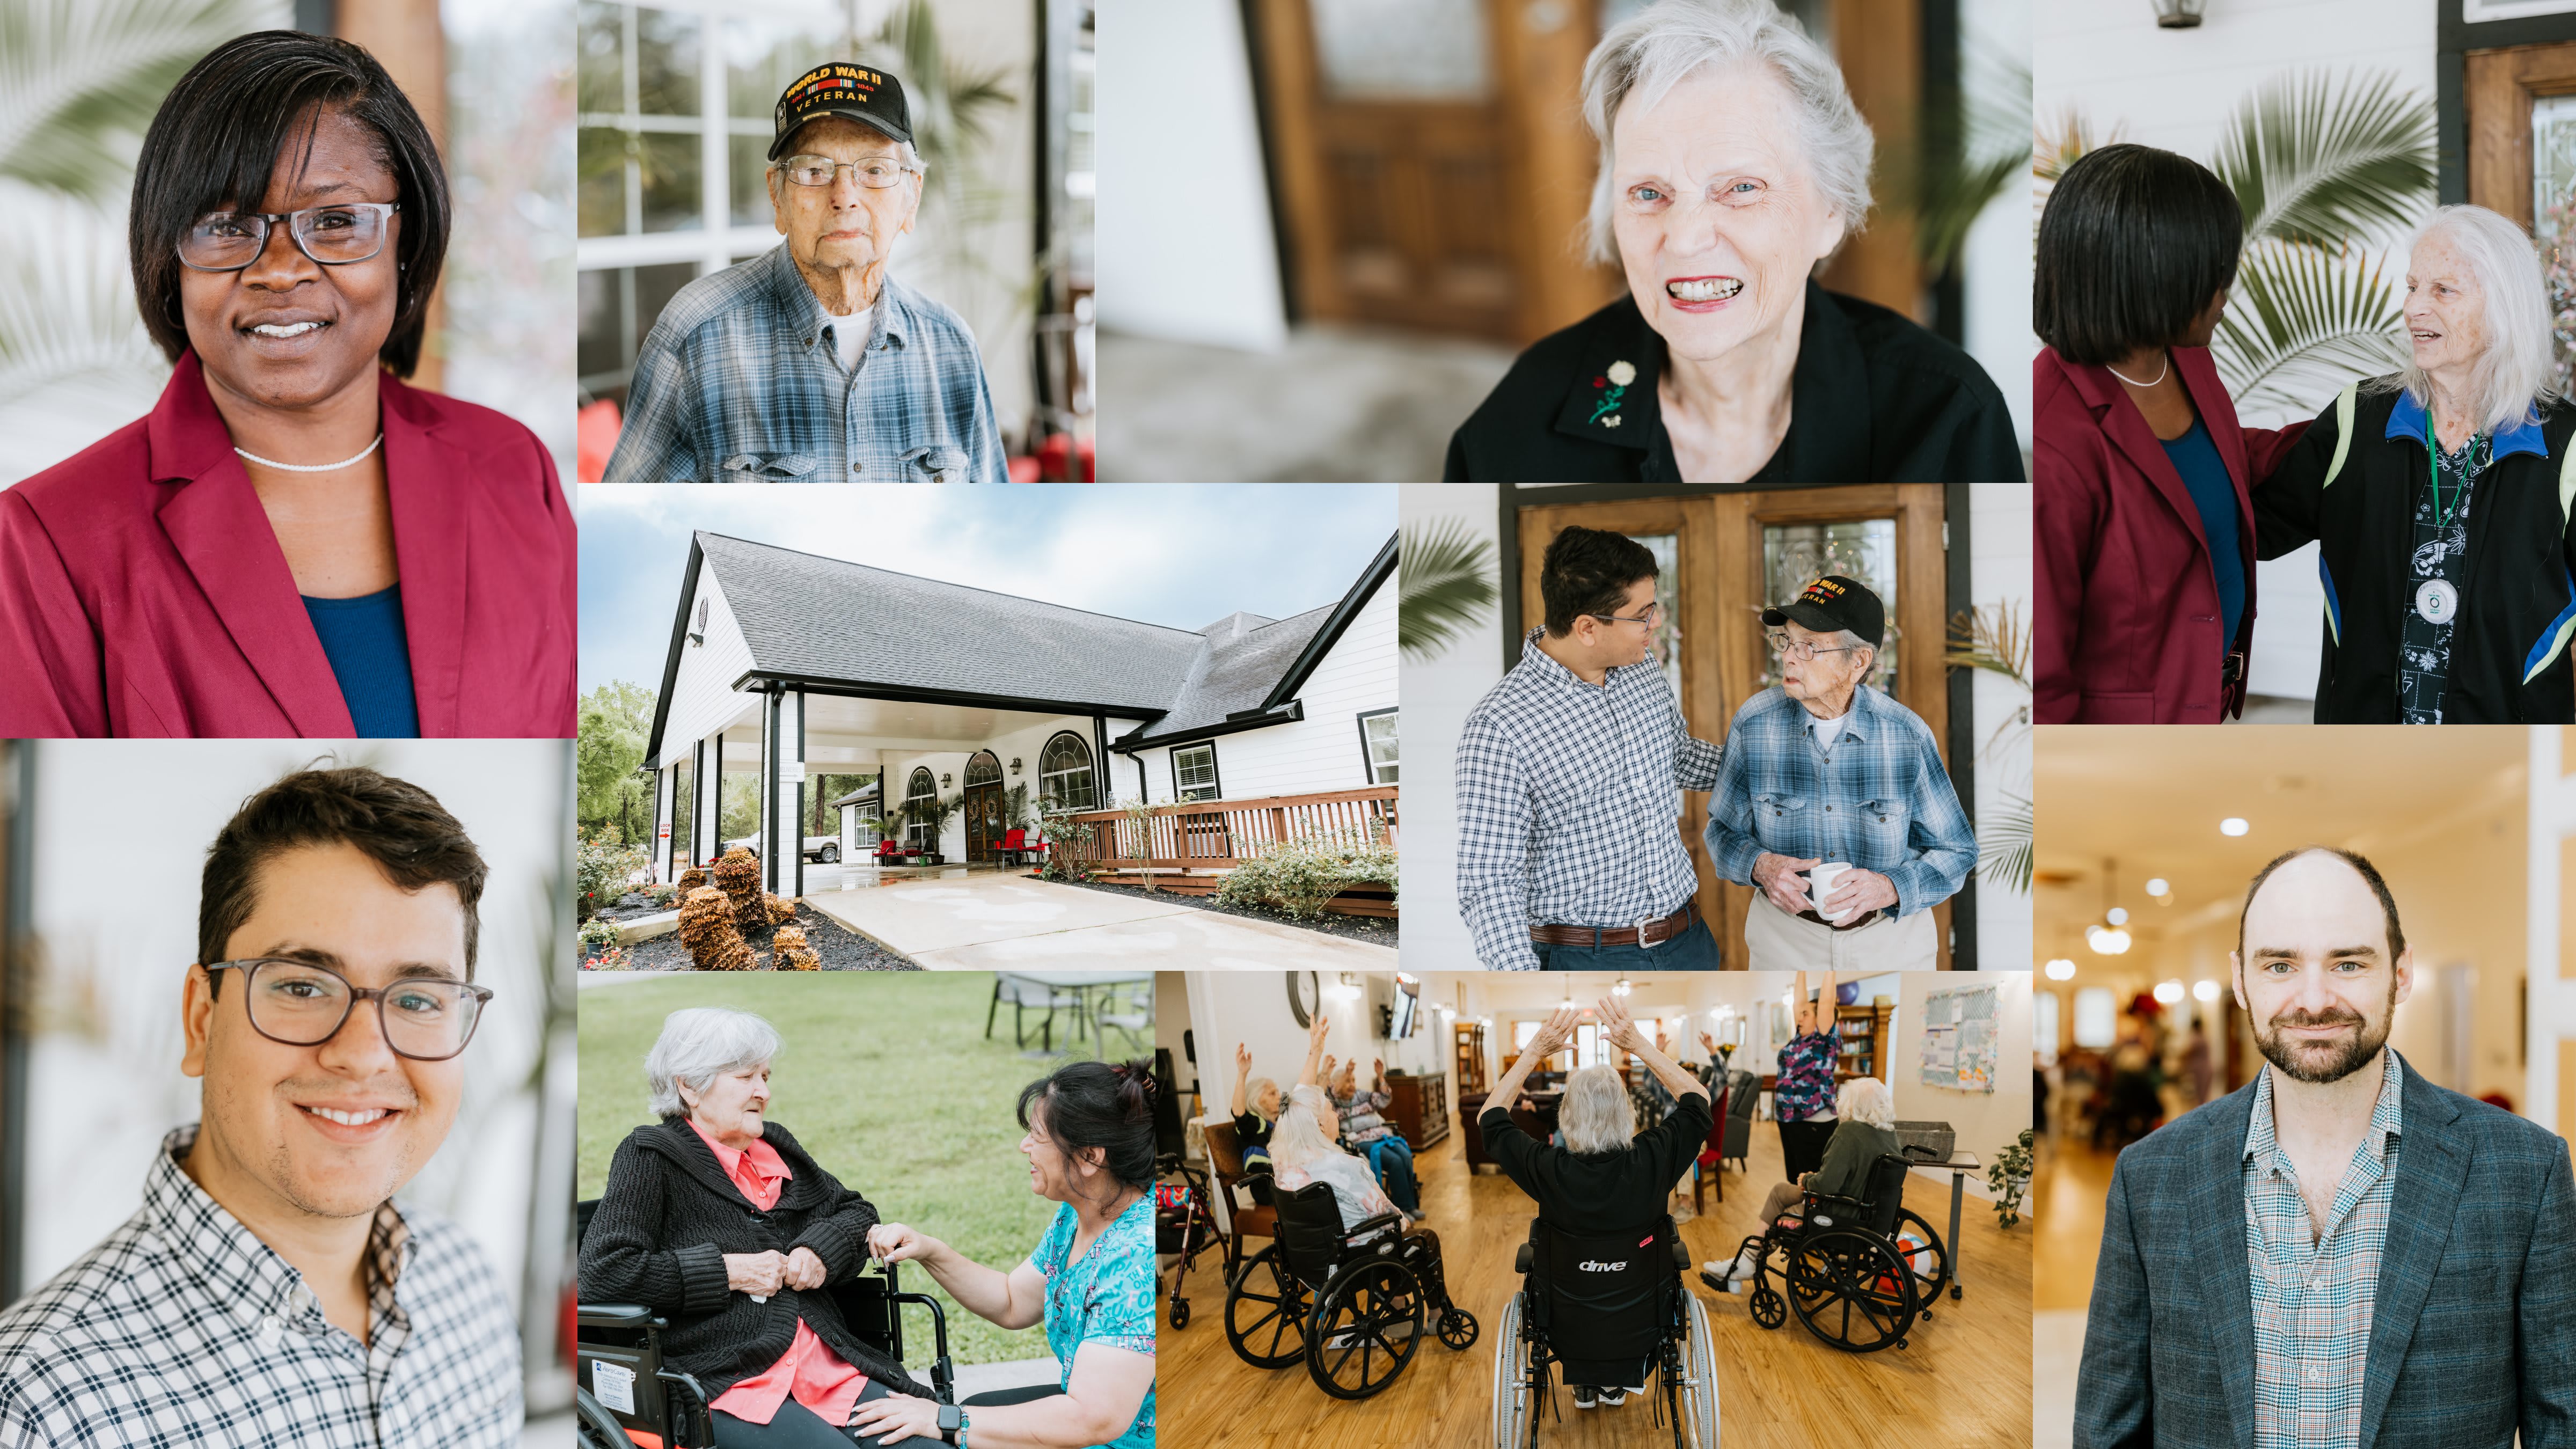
[1357,707,1397,785]
[1172,742,1220,802]
[1040,731,1096,813]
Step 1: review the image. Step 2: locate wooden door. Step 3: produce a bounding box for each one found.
[2465,41,2576,233]
[1516,486,1952,968]
[1250,0,1613,342]
[965,782,1003,863]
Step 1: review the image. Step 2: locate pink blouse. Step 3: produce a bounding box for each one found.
[687,1121,869,1429]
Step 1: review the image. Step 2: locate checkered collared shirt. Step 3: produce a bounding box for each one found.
[1453,627,1724,970]
[2243,1052,2404,1449]
[0,1126,521,1448]
[1701,684,1975,917]
[603,244,1008,484]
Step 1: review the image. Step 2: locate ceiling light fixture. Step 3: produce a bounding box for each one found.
[2154,980,2185,1004]
[2192,979,2221,1002]
[2221,817,2250,837]
[2044,958,2077,980]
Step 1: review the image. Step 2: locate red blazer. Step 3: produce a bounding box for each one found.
[2035,345,2306,723]
[0,353,575,737]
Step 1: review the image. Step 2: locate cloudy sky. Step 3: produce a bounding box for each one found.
[577,485,1397,694]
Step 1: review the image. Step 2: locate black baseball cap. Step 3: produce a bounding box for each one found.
[1762,575,1884,647]
[769,62,912,160]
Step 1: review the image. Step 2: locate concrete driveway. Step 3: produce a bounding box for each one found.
[801,872,1395,969]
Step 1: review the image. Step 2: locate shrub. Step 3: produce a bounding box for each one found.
[647,884,679,909]
[677,886,752,971]
[577,918,620,956]
[772,924,821,970]
[1216,838,1399,920]
[713,847,763,928]
[576,837,649,923]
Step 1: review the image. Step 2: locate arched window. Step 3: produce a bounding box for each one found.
[964,751,1002,787]
[904,766,937,849]
[1039,732,1096,813]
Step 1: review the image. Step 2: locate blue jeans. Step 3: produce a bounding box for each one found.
[1532,916,1722,971]
[1357,1135,1419,1211]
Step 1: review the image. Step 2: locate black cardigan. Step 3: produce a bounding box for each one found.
[1444,280,2024,484]
[579,1118,932,1401]
[2252,383,2576,723]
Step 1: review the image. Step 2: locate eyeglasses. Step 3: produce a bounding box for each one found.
[775,154,919,189]
[1766,632,1868,662]
[204,958,492,1062]
[1588,601,1664,629]
[179,203,401,271]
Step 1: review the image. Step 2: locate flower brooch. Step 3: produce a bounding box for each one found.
[1589,360,1637,428]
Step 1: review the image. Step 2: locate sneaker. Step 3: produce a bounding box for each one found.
[1598,1387,1630,1407]
[1573,1387,1600,1410]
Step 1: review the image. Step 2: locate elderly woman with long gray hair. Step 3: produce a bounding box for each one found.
[2251,203,2576,723]
[1479,996,1712,1410]
[1701,1074,1900,1292]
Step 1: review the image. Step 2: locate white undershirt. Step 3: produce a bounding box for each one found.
[826,303,873,371]
[1809,710,1848,753]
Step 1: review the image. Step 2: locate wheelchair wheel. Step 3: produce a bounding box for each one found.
[1438,1305,1480,1350]
[574,1387,634,1449]
[1223,1245,1309,1368]
[1892,1207,1952,1308]
[1747,1279,1787,1329]
[1490,1293,1538,1449]
[1306,1258,1424,1401]
[1784,1227,1918,1353]
[1170,1296,1191,1330]
[1678,1292,1721,1448]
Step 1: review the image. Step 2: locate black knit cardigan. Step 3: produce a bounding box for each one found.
[579,1118,932,1401]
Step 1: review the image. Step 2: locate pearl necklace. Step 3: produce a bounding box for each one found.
[235,433,383,473]
[2105,354,2169,388]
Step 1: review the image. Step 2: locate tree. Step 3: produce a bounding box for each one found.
[576,680,655,842]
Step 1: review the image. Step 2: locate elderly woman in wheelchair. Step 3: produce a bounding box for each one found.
[1700,1075,1952,1353]
[1220,1015,1477,1399]
[1481,997,1720,1444]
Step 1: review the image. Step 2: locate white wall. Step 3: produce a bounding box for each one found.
[1095,0,1288,349]
[1962,0,2037,454]
[1396,484,1505,968]
[1968,484,2035,969]
[1184,971,1447,1131]
[1887,970,2033,1201]
[657,565,758,770]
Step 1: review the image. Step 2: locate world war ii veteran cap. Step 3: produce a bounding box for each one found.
[1762,575,1884,647]
[770,62,912,160]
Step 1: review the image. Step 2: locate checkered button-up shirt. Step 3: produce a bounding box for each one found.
[2243,1053,2404,1449]
[0,1126,521,1448]
[1454,628,1724,970]
[1702,684,1975,917]
[603,244,1008,484]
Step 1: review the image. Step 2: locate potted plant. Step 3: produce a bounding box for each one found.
[1988,1128,2035,1229]
[906,792,962,865]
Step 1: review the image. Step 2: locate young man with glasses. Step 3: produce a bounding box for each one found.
[0,767,519,1447]
[1454,525,1727,970]
[604,63,1008,483]
[1704,576,1975,969]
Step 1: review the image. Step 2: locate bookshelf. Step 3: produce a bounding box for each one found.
[1835,1003,1891,1081]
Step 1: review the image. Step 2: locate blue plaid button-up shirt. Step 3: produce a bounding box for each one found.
[1702,684,1973,917]
[2244,1052,2403,1449]
[1453,628,1725,970]
[603,244,1008,484]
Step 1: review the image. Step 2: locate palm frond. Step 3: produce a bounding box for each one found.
[2209,239,2411,416]
[2210,68,2435,252]
[1944,601,2030,689]
[1978,793,2033,897]
[0,181,171,481]
[2032,106,2120,186]
[1399,519,1499,664]
[1896,49,2032,271]
[0,0,286,202]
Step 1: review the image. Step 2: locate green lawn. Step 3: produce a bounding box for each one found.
[578,973,1087,1366]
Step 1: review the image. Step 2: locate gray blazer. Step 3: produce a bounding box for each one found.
[2073,1051,2576,1449]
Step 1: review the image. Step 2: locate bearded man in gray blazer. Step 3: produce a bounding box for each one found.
[2074,846,2576,1449]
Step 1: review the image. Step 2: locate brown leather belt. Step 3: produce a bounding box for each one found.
[1797,906,1882,933]
[1531,899,1700,948]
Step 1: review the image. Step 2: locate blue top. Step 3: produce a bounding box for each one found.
[2162,418,2245,653]
[302,584,420,738]
[1033,1196,1155,1449]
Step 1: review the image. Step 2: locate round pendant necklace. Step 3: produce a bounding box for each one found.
[235,433,383,473]
[2416,432,2481,626]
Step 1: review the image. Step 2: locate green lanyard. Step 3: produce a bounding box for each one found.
[2429,430,2481,530]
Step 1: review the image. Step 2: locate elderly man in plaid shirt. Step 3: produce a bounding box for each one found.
[1454,526,1728,971]
[2077,847,2576,1449]
[0,768,519,1447]
[604,63,1008,483]
[1703,575,1974,970]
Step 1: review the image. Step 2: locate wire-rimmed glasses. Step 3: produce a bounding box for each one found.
[203,957,491,1061]
[775,154,920,189]
[1765,631,1866,662]
[179,202,400,271]
[1589,601,1664,629]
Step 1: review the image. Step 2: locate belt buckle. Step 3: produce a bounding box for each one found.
[1636,916,1658,950]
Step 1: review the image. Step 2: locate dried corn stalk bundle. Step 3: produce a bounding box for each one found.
[676,867,708,894]
[772,924,821,970]
[677,887,752,971]
[763,892,795,924]
[714,848,763,927]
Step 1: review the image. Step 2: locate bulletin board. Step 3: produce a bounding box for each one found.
[1916,983,1997,1093]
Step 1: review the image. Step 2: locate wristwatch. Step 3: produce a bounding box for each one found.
[937,1404,970,1446]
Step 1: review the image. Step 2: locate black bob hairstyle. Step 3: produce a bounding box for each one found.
[1540,525,1660,638]
[129,31,451,378]
[2035,143,2243,367]
[1018,1058,1158,1195]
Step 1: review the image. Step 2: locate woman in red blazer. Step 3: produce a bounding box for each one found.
[2035,145,2304,723]
[0,32,572,739]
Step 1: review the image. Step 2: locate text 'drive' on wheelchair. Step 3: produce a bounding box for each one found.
[1220,1179,1478,1400]
[1720,1149,1952,1354]
[1491,1214,1720,1449]
[572,1199,959,1449]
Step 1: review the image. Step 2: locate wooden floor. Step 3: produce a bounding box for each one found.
[1161,1122,2034,1449]
[2031,1137,2117,1312]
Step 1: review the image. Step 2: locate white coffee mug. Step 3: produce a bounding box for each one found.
[1806,861,1856,923]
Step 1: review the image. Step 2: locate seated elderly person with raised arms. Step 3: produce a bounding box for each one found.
[603,63,1007,484]
[1701,1075,1901,1291]
[1445,0,2018,484]
[1482,997,1713,1410]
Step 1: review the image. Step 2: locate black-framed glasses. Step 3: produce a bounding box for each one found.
[1766,631,1866,662]
[179,203,400,271]
[204,958,491,1061]
[1588,601,1664,628]
[775,154,919,189]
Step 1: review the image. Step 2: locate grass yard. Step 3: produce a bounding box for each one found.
[579,973,1084,1367]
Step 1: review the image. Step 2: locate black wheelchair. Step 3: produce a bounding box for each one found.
[573,1199,957,1449]
[1490,1216,1719,1449]
[1715,1149,1952,1353]
[1220,1179,1479,1400]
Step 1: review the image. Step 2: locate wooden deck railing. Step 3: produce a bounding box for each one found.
[1055,786,1397,872]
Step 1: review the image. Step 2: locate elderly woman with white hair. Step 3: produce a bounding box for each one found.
[1701,1073,1901,1291]
[1445,0,2019,484]
[580,1008,947,1448]
[2253,203,2576,723]
[1480,997,1712,1409]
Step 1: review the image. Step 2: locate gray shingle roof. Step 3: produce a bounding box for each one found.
[1125,604,1335,744]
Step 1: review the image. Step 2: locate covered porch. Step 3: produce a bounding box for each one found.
[1054,785,1399,917]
